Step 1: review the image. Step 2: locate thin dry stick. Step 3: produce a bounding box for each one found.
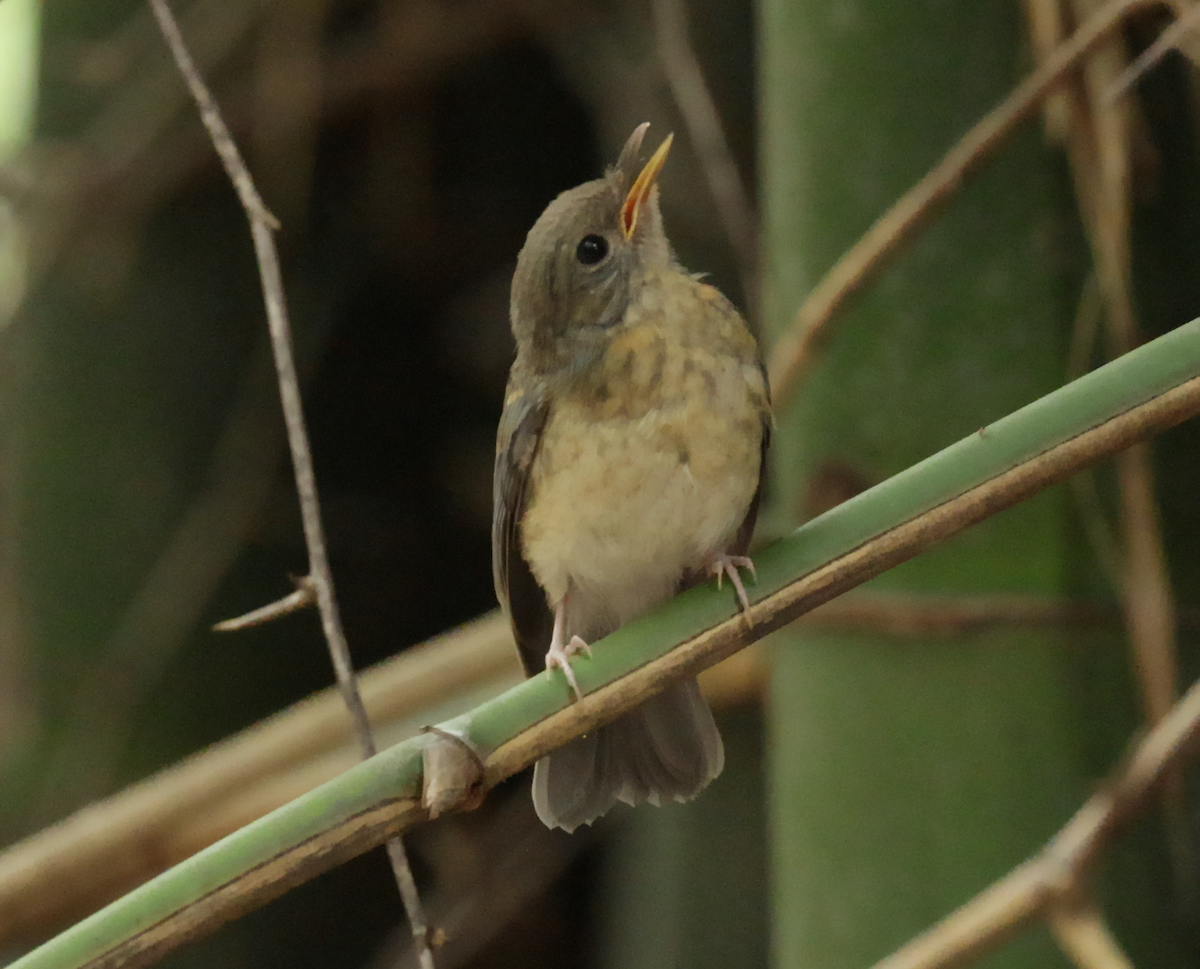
[145,2,435,965]
[651,0,759,317]
[766,0,1172,410]
[1048,899,1137,969]
[213,577,316,631]
[872,664,1200,969]
[1022,0,1074,141]
[1106,0,1200,100]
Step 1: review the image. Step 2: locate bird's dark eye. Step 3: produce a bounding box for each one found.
[576,234,609,265]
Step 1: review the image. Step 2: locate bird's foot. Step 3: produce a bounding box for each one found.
[707,552,757,622]
[546,635,591,701]
[547,600,592,701]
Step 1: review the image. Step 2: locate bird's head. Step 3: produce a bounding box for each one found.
[510,123,674,378]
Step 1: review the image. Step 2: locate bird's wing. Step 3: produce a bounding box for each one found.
[731,360,772,557]
[732,410,771,558]
[492,382,554,677]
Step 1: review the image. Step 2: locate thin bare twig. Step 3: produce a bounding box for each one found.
[1022,0,1074,141]
[212,578,316,632]
[146,2,435,965]
[1048,898,1137,969]
[1056,0,1180,726]
[766,0,1171,410]
[651,0,758,318]
[1106,1,1200,101]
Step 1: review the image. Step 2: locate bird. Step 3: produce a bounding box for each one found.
[492,122,771,832]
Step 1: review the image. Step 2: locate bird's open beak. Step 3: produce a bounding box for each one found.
[621,132,674,240]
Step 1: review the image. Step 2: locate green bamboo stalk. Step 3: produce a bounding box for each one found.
[760,2,1184,967]
[8,312,1200,969]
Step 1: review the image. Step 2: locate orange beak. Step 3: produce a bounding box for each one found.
[620,133,673,240]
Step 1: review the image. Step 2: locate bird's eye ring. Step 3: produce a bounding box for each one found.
[576,234,609,265]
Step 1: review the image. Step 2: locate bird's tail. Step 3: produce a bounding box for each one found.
[531,678,724,832]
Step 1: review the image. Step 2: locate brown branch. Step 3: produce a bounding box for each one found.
[1106,1,1200,101]
[212,578,316,632]
[1114,447,1178,724]
[872,665,1200,969]
[1022,0,1074,141]
[1048,898,1137,969]
[766,0,1171,411]
[145,2,434,965]
[1063,0,1178,708]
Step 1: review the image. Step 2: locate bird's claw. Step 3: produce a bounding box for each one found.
[546,634,591,701]
[708,553,757,623]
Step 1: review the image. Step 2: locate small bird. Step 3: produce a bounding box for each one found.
[492,123,771,832]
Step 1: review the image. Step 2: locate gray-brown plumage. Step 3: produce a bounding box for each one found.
[492,123,770,832]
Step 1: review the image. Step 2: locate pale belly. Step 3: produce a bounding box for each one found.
[521,398,760,642]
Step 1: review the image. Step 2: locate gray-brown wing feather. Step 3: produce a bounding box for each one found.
[733,399,772,559]
[492,386,554,677]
